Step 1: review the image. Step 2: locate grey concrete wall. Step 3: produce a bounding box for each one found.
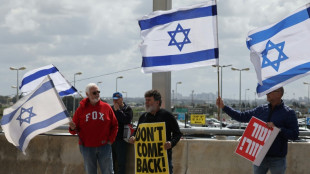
[172,140,310,174]
[0,134,84,174]
[0,134,309,174]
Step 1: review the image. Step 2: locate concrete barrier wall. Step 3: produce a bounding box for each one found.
[0,134,309,174]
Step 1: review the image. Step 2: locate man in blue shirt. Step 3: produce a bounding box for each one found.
[216,87,299,174]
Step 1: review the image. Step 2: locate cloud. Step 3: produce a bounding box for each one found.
[1,0,309,100]
[4,7,40,34]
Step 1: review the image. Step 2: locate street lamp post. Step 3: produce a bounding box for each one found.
[172,90,174,106]
[10,66,26,102]
[213,64,232,129]
[303,82,310,129]
[303,82,310,105]
[245,88,250,109]
[191,90,194,106]
[73,72,82,114]
[254,92,257,106]
[116,76,123,92]
[231,67,250,129]
[175,82,182,105]
[97,81,102,96]
[212,64,232,97]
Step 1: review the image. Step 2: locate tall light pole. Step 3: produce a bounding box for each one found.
[244,88,250,101]
[245,88,250,109]
[303,82,310,129]
[97,81,102,96]
[212,64,232,97]
[10,66,26,102]
[73,72,82,114]
[175,81,182,105]
[231,67,250,129]
[11,85,17,102]
[191,90,194,106]
[254,92,257,106]
[172,90,174,106]
[303,82,310,105]
[116,76,123,92]
[213,64,232,129]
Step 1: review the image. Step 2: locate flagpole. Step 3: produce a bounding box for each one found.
[217,66,220,122]
[214,0,221,124]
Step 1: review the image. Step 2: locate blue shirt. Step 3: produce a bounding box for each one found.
[223,100,299,157]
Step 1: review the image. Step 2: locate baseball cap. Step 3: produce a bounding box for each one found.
[113,92,123,99]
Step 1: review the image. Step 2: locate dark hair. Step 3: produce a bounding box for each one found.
[144,89,162,106]
[278,87,284,96]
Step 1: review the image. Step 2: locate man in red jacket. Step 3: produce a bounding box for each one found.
[69,83,118,174]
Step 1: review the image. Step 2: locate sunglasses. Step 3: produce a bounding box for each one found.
[92,91,100,95]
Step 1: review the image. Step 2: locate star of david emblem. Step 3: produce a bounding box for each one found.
[261,40,288,71]
[16,107,36,126]
[167,23,191,51]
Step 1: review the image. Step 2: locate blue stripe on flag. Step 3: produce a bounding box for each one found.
[139,5,217,30]
[142,48,218,67]
[1,80,54,125]
[59,87,77,96]
[20,67,58,89]
[17,111,69,151]
[247,7,310,49]
[257,62,310,94]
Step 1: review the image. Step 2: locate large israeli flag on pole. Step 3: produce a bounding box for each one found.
[138,1,218,73]
[247,4,310,97]
[1,76,70,154]
[20,64,77,97]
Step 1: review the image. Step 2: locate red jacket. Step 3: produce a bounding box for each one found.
[69,98,118,147]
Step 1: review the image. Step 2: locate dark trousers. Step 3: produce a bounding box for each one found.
[112,139,128,174]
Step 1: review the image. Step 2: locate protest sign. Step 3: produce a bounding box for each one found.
[135,122,169,174]
[235,117,280,166]
[190,114,206,125]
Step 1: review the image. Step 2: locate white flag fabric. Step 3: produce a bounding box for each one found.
[1,76,70,154]
[247,4,310,97]
[138,1,218,73]
[20,64,77,96]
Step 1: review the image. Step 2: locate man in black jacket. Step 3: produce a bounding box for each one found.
[112,92,133,174]
[129,89,182,174]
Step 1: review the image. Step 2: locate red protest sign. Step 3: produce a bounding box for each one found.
[235,117,280,166]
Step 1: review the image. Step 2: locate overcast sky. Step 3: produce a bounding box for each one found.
[1,0,309,101]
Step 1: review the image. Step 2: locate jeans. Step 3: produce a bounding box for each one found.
[80,144,114,174]
[112,139,128,174]
[253,157,286,174]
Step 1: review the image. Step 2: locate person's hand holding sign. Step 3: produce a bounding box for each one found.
[128,136,135,144]
[266,122,275,129]
[164,141,172,150]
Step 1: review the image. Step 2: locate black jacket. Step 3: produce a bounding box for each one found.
[112,103,133,140]
[134,109,182,159]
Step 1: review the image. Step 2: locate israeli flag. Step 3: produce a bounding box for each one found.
[138,1,218,73]
[1,76,70,154]
[247,4,310,97]
[20,64,77,97]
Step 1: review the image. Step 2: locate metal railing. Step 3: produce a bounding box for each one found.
[1,125,310,137]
